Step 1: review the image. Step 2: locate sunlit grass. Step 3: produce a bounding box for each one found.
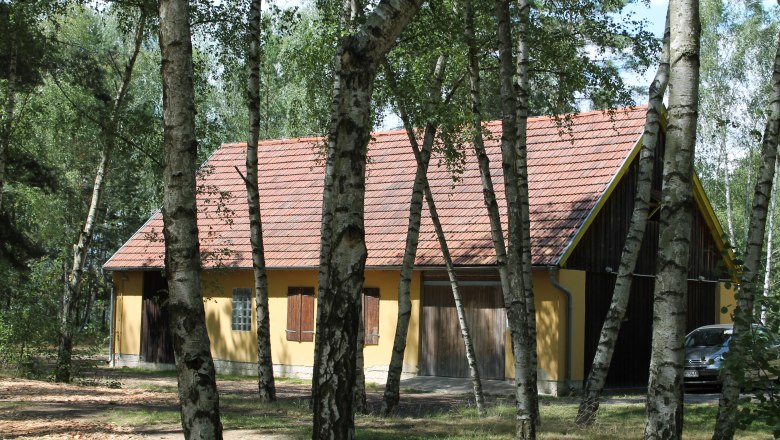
[7,367,773,439]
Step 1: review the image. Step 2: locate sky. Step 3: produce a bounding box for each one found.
[619,0,778,101]
[374,0,779,128]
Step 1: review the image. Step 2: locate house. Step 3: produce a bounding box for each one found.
[104,107,735,395]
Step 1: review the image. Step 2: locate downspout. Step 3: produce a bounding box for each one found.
[548,266,573,394]
[108,282,116,366]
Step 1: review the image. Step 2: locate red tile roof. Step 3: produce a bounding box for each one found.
[104,107,647,270]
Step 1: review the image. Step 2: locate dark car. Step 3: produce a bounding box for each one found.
[684,324,732,388]
[684,324,780,389]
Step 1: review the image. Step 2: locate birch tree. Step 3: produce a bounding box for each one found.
[159,0,223,436]
[381,52,487,417]
[242,0,276,402]
[495,0,537,437]
[464,0,513,314]
[421,150,488,417]
[311,1,423,437]
[761,157,778,323]
[711,29,780,440]
[513,0,539,425]
[645,1,700,438]
[55,8,147,383]
[574,11,671,427]
[379,53,446,415]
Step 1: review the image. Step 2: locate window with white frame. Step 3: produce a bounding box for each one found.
[232,288,252,331]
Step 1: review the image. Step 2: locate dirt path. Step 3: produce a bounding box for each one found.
[0,369,477,439]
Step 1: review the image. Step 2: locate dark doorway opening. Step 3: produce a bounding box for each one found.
[141,271,174,364]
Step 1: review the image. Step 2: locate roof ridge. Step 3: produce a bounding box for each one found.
[218,106,648,150]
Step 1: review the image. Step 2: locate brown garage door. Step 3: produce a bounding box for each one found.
[420,283,506,380]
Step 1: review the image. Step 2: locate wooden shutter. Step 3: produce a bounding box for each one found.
[300,287,315,342]
[286,288,302,342]
[287,287,315,342]
[363,288,380,345]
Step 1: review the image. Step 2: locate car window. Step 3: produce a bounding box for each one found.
[685,328,730,347]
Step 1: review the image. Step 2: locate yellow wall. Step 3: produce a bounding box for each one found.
[561,269,586,381]
[363,270,421,371]
[113,269,421,371]
[505,269,585,382]
[717,282,736,324]
[113,271,143,356]
[202,270,258,363]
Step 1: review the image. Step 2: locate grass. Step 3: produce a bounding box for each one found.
[5,367,775,439]
[99,387,775,440]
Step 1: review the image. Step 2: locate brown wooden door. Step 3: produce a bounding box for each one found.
[141,271,174,364]
[420,283,506,380]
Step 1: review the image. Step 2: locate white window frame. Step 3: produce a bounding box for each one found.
[232,288,252,332]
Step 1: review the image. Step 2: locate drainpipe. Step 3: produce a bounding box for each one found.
[108,282,116,366]
[548,266,573,394]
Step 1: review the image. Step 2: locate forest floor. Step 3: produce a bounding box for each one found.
[0,366,773,439]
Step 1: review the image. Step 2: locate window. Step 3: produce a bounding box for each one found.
[362,288,380,345]
[232,288,252,332]
[287,287,315,342]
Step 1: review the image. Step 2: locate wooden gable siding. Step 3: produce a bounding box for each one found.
[566,133,723,280]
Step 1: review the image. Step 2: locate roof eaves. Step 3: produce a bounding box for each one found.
[102,208,162,270]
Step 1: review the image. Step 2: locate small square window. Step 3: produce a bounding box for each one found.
[232,288,252,332]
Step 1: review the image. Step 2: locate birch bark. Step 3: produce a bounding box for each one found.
[354,310,367,414]
[244,0,276,402]
[55,12,146,383]
[575,11,670,427]
[495,0,536,437]
[720,127,736,245]
[311,2,423,438]
[762,157,778,323]
[464,0,512,308]
[380,53,447,416]
[644,1,699,439]
[711,30,780,440]
[422,174,487,417]
[159,0,223,436]
[514,1,539,427]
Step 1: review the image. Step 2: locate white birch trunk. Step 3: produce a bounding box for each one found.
[711,30,780,440]
[311,2,423,438]
[575,11,670,427]
[721,128,736,246]
[421,162,487,417]
[514,0,540,428]
[645,2,700,439]
[762,156,778,323]
[55,12,146,383]
[464,0,512,307]
[158,0,223,436]
[380,54,447,416]
[495,0,536,437]
[244,0,276,402]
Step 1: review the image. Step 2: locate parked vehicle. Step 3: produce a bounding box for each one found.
[684,324,731,388]
[683,324,780,389]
